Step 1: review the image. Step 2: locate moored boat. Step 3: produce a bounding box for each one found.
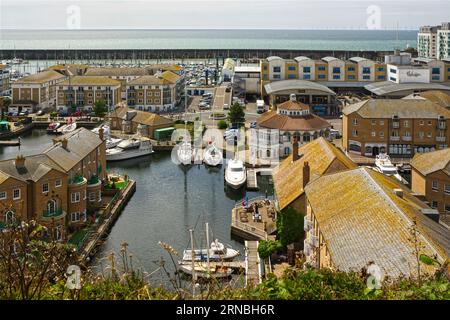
[177,140,193,165]
[62,122,77,134]
[225,159,247,189]
[203,143,223,167]
[373,153,408,184]
[106,137,153,161]
[46,122,61,134]
[182,239,239,262]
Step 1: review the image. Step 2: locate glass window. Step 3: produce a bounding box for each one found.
[348,75,355,79]
[431,201,438,209]
[371,120,376,125]
[432,180,439,191]
[445,184,450,194]
[318,66,325,71]
[13,189,20,200]
[347,66,355,71]
[42,183,49,193]
[445,204,450,213]
[287,74,296,79]
[352,119,358,125]
[371,131,376,137]
[288,66,296,71]
[333,75,340,80]
[432,68,440,75]
[332,67,341,74]
[71,192,81,203]
[71,212,80,222]
[318,74,326,79]
[0,191,6,200]
[89,192,96,202]
[362,67,371,74]
[303,67,311,73]
[377,75,385,80]
[273,66,281,73]
[303,74,311,80]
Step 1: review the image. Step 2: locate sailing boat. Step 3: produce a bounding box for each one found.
[178,223,233,279]
[203,142,223,166]
[177,89,193,165]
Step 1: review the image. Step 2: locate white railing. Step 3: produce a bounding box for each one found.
[402,136,412,141]
[436,137,446,142]
[232,219,267,239]
[390,136,400,141]
[234,196,274,209]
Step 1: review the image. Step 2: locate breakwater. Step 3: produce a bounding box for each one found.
[0,49,400,61]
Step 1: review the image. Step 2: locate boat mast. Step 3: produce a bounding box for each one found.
[189,228,197,296]
[205,222,210,269]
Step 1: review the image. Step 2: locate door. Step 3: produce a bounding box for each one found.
[372,146,379,156]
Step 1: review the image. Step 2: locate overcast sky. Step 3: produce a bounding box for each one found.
[0,0,449,30]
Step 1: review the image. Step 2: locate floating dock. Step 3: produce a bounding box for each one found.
[246,168,258,190]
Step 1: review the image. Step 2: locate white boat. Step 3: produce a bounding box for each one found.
[225,159,247,189]
[117,138,140,150]
[62,122,77,134]
[373,153,408,184]
[106,137,123,149]
[177,141,193,165]
[46,122,60,134]
[203,143,223,167]
[106,138,153,161]
[92,124,110,137]
[182,239,239,262]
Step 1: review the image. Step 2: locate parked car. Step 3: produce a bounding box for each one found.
[250,121,257,129]
[223,103,229,110]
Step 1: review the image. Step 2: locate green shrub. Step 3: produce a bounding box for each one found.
[258,240,283,259]
[217,120,228,129]
[276,206,304,247]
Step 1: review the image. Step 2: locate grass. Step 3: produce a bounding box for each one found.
[105,180,128,190]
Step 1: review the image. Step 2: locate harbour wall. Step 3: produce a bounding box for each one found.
[0,49,399,61]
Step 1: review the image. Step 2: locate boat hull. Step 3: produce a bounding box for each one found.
[106,149,154,162]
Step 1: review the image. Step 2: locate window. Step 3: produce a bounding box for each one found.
[363,75,370,80]
[419,120,424,125]
[380,120,384,125]
[427,120,432,126]
[13,189,20,200]
[333,75,340,80]
[332,67,341,74]
[273,66,281,73]
[54,226,62,241]
[445,184,450,195]
[84,189,87,200]
[362,67,371,74]
[419,131,424,138]
[0,191,6,200]
[263,66,267,70]
[42,183,49,193]
[389,77,397,82]
[432,68,440,75]
[347,66,355,71]
[5,211,15,225]
[71,212,81,222]
[352,119,358,125]
[431,201,438,209]
[273,74,281,79]
[377,66,385,71]
[303,67,311,73]
[379,131,384,137]
[288,66,296,71]
[390,68,397,74]
[352,129,358,137]
[47,200,56,214]
[71,192,81,203]
[318,74,326,79]
[303,74,311,80]
[371,131,376,137]
[287,74,296,79]
[427,132,432,138]
[377,75,386,80]
[446,204,450,214]
[432,180,439,191]
[318,66,325,71]
[348,75,355,79]
[371,120,376,125]
[89,192,96,202]
[403,120,409,127]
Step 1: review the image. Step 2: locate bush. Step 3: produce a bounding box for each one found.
[258,240,283,260]
[276,206,304,247]
[217,120,228,129]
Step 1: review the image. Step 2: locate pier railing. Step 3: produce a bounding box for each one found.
[232,219,268,239]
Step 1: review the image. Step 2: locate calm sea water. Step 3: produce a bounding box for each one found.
[0,130,272,285]
[0,29,417,50]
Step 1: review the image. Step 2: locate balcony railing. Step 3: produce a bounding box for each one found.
[392,122,400,128]
[88,175,100,185]
[390,136,400,141]
[438,123,446,129]
[436,136,446,142]
[43,208,64,218]
[402,136,412,141]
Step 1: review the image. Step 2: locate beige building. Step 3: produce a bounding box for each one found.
[411,148,450,218]
[126,71,183,112]
[107,106,174,139]
[272,137,357,214]
[11,70,67,113]
[0,64,10,96]
[56,76,121,113]
[0,128,107,241]
[303,167,450,278]
[343,99,450,157]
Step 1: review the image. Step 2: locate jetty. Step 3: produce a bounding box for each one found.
[0,139,20,146]
[245,241,263,286]
[246,168,258,190]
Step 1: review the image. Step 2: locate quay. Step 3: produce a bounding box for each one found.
[231,197,277,241]
[78,179,136,262]
[0,139,21,146]
[0,123,33,140]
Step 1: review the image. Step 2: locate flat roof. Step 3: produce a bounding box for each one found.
[365,81,450,96]
[264,79,336,95]
[234,66,261,73]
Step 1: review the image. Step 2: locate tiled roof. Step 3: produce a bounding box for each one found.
[14,70,66,84]
[277,100,310,111]
[85,67,150,77]
[0,171,10,184]
[127,76,168,86]
[411,148,450,176]
[59,76,121,86]
[0,154,65,182]
[43,127,104,172]
[419,90,450,108]
[343,99,450,118]
[272,137,356,210]
[109,106,174,127]
[159,71,181,84]
[305,167,450,277]
[257,111,330,131]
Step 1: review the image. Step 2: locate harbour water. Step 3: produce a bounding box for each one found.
[0,129,273,284]
[1,29,417,50]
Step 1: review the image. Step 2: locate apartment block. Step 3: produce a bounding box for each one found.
[343,99,450,157]
[437,22,450,60]
[11,70,67,113]
[0,64,10,96]
[418,26,440,59]
[0,128,106,241]
[56,76,121,113]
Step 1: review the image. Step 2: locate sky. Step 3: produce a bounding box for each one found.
[0,0,449,30]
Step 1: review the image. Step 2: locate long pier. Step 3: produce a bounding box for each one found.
[245,241,263,286]
[0,49,395,61]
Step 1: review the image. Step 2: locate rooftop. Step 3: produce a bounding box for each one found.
[411,148,450,176]
[305,167,450,277]
[272,137,356,210]
[404,90,450,108]
[257,110,330,132]
[14,70,66,84]
[343,99,450,119]
[109,106,174,127]
[234,66,261,73]
[0,154,64,183]
[85,67,150,77]
[59,76,121,86]
[264,80,336,95]
[365,81,450,96]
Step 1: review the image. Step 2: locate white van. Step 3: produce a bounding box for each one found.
[256,100,265,114]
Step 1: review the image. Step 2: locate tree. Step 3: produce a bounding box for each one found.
[93,99,108,117]
[276,206,304,247]
[217,120,228,130]
[227,102,245,128]
[258,240,283,260]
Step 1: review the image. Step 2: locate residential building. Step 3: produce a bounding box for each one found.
[0,64,10,96]
[418,26,440,59]
[403,90,450,109]
[126,71,183,112]
[411,148,450,218]
[343,99,450,157]
[56,76,121,113]
[303,167,450,278]
[254,94,332,159]
[107,106,174,139]
[437,22,450,60]
[10,70,67,113]
[48,64,90,77]
[272,137,357,214]
[0,127,107,241]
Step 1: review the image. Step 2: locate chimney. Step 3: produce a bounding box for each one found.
[15,155,25,168]
[292,137,299,161]
[98,127,104,141]
[303,161,310,188]
[61,138,68,149]
[393,188,403,199]
[290,93,297,102]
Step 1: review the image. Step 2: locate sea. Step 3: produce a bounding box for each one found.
[0,29,417,51]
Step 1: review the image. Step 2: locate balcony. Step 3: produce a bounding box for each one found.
[42,208,64,218]
[436,136,446,142]
[390,136,400,141]
[69,175,87,186]
[402,136,412,141]
[392,122,400,128]
[438,123,446,130]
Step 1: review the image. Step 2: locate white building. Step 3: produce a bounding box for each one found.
[322,57,345,82]
[387,64,430,84]
[233,65,261,94]
[418,26,440,59]
[437,22,450,60]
